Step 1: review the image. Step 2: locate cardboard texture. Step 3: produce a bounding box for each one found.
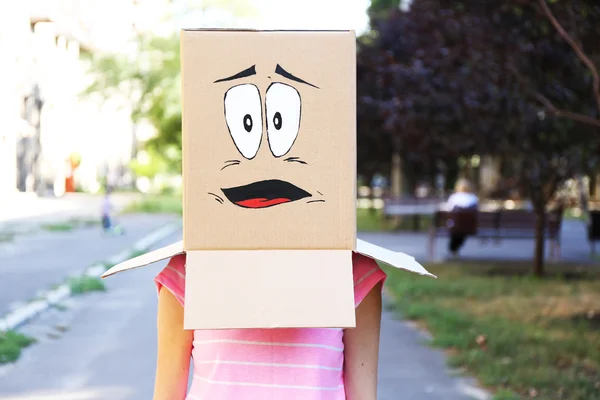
[102,29,434,330]
[182,30,356,250]
[184,250,355,329]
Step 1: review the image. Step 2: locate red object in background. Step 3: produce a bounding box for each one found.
[64,153,81,193]
[65,175,75,192]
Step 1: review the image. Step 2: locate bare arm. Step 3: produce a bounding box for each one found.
[153,288,194,400]
[343,283,383,400]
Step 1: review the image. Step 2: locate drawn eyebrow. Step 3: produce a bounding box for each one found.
[214,65,256,83]
[275,64,319,89]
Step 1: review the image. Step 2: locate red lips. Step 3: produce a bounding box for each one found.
[235,198,291,208]
[221,180,311,209]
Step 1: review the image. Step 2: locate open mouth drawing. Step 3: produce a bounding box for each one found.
[221,179,312,209]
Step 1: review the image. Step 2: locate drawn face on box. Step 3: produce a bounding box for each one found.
[215,64,319,209]
[183,32,355,250]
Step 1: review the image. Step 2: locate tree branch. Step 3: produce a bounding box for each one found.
[508,62,600,128]
[538,0,600,118]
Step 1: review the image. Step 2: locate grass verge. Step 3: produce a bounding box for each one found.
[357,207,431,232]
[123,195,183,215]
[41,218,100,233]
[69,276,106,295]
[0,331,36,364]
[0,232,15,242]
[41,223,74,232]
[383,261,600,400]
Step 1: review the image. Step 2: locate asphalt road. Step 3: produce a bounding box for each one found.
[0,213,177,316]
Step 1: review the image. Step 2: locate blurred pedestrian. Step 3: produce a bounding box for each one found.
[101,186,124,235]
[446,178,479,255]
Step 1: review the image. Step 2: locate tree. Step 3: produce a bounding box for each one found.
[515,0,600,129]
[365,0,600,128]
[83,0,258,175]
[84,33,182,174]
[358,0,600,275]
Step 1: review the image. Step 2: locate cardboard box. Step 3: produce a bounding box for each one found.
[103,29,434,330]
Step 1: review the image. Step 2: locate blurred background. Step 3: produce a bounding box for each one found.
[0,1,599,399]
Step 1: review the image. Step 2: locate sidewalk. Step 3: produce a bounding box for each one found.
[359,219,595,264]
[0,192,140,232]
[0,213,179,316]
[378,300,488,400]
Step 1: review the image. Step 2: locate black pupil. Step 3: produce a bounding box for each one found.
[273,112,283,130]
[243,114,253,132]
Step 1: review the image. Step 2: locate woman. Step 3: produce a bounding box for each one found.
[446,178,479,255]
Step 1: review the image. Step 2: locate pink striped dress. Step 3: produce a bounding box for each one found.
[155,252,386,400]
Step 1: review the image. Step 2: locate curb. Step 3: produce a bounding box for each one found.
[0,221,181,332]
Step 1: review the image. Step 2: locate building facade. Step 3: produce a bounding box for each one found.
[0,0,158,196]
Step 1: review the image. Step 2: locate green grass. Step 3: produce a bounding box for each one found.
[41,223,74,232]
[68,218,101,227]
[0,331,36,364]
[563,208,585,221]
[69,276,106,295]
[42,218,101,233]
[130,249,147,258]
[357,207,432,232]
[357,208,386,231]
[101,261,115,271]
[123,195,183,215]
[383,261,600,400]
[0,232,15,242]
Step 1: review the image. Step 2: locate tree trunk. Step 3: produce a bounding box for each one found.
[479,155,501,196]
[576,175,589,221]
[390,152,404,227]
[391,152,403,198]
[533,208,546,277]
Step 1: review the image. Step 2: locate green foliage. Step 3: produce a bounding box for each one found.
[368,0,401,16]
[123,195,183,215]
[69,276,106,295]
[129,148,171,179]
[0,331,36,364]
[85,34,182,173]
[83,1,259,174]
[384,261,600,399]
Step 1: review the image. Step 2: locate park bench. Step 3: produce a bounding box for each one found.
[382,197,442,231]
[588,210,600,255]
[427,209,563,260]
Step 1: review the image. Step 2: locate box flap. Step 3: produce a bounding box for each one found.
[356,239,436,278]
[184,250,356,329]
[101,241,184,279]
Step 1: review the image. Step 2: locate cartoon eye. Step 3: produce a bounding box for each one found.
[224,84,263,159]
[265,83,301,157]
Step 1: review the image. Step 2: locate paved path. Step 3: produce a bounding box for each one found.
[359,219,596,264]
[378,301,488,400]
[0,231,488,400]
[0,235,174,400]
[0,192,140,232]
[0,213,178,316]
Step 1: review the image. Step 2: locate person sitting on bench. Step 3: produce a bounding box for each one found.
[445,179,479,256]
